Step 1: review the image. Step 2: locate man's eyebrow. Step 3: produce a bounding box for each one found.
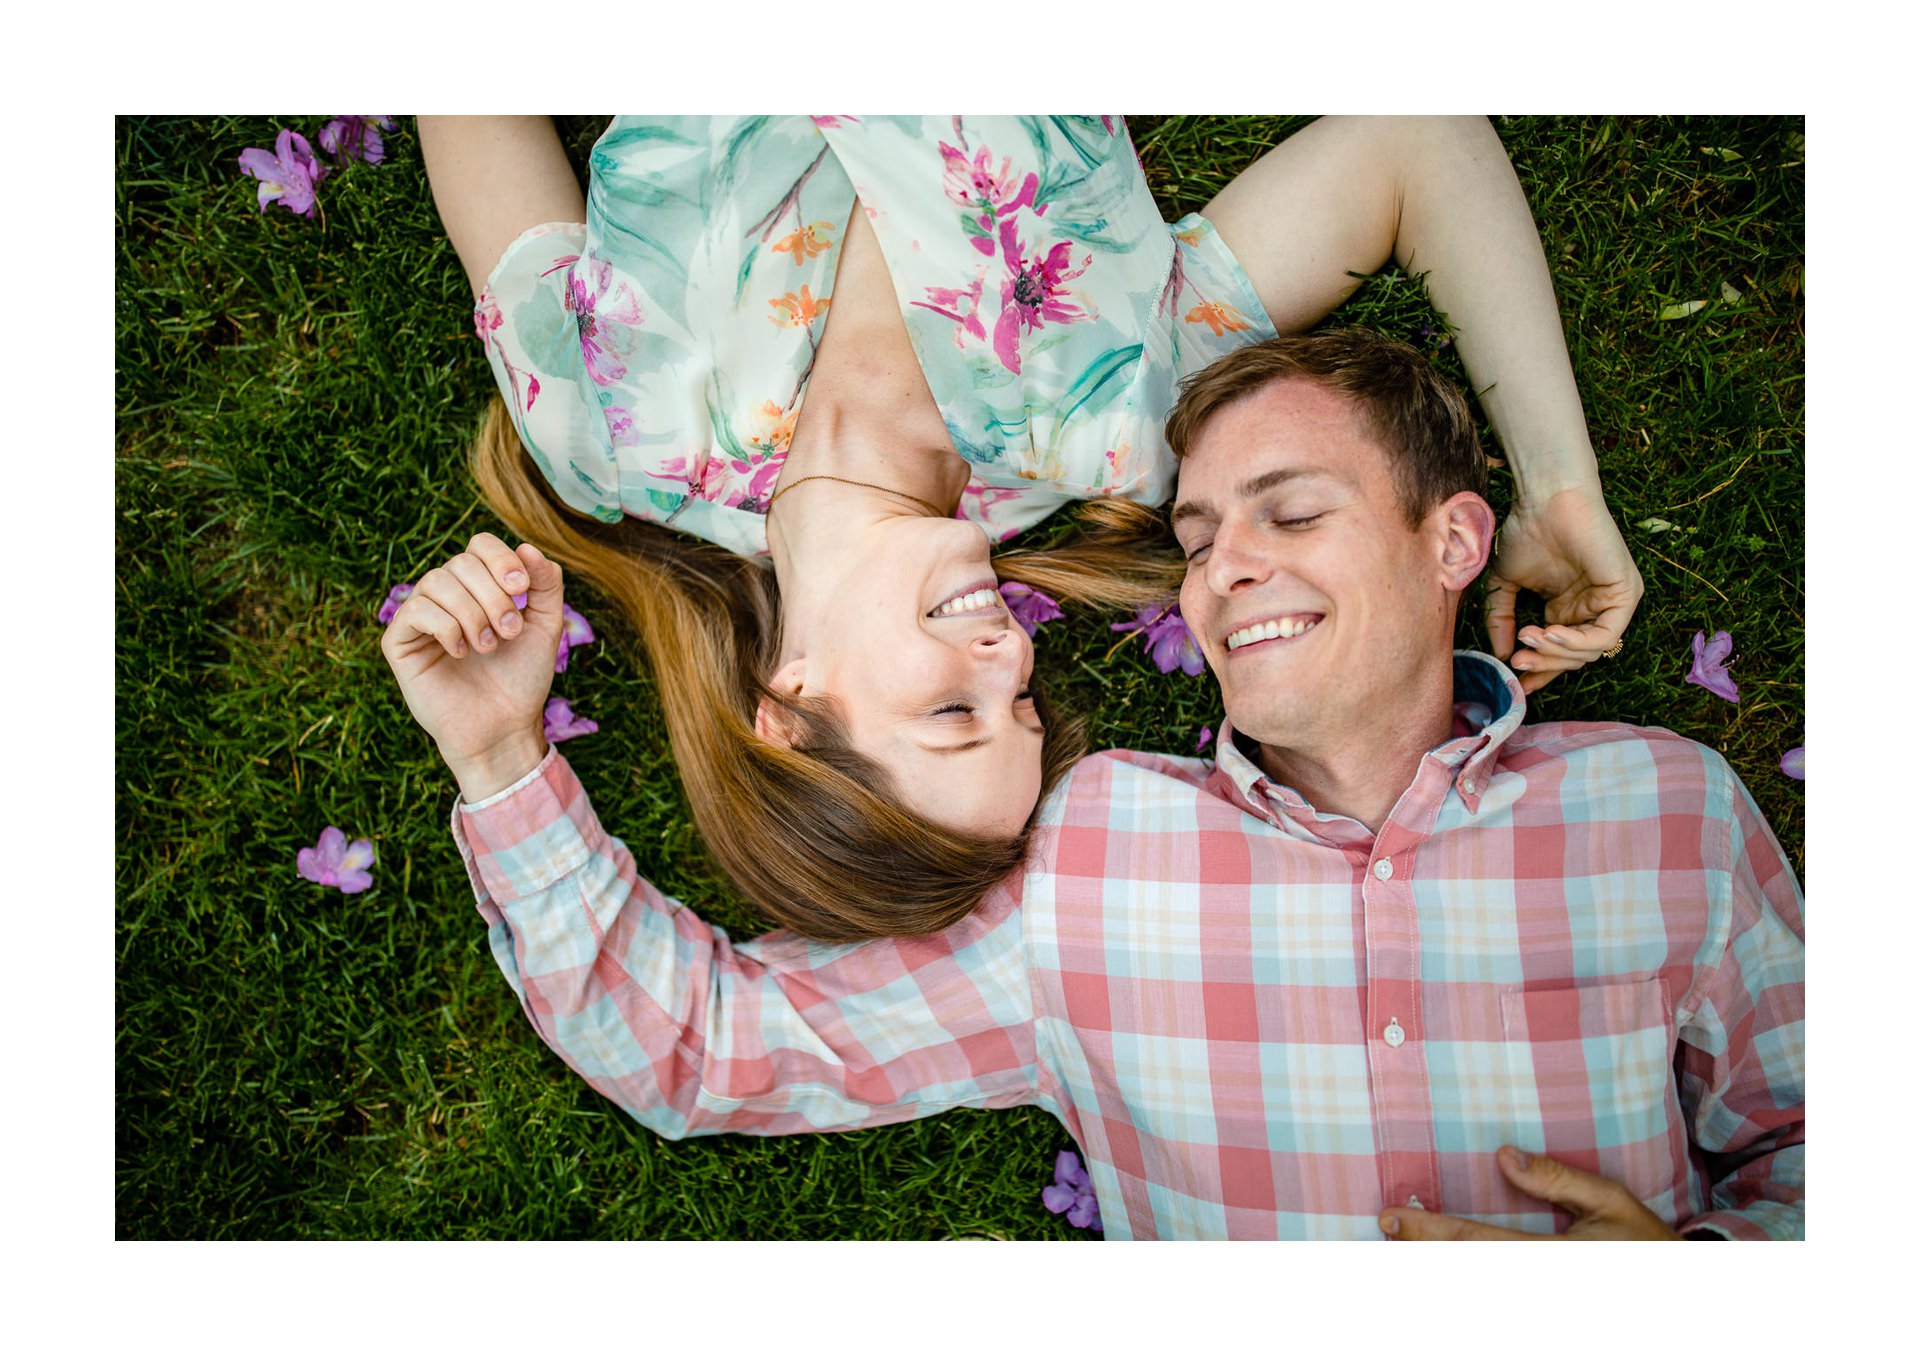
[1172,467,1334,528]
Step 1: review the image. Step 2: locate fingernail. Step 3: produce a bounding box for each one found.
[1506,1147,1531,1171]
[1512,657,1532,671]
[1379,1214,1400,1236]
[478,626,496,649]
[1517,635,1540,649]
[498,612,521,636]
[505,570,527,587]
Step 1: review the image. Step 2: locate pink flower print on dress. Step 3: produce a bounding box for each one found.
[237,128,329,218]
[542,697,600,744]
[565,255,645,386]
[915,268,989,350]
[297,826,375,894]
[604,404,639,448]
[992,217,1094,375]
[734,456,787,513]
[939,140,1043,256]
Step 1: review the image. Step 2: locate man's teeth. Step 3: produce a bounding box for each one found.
[931,588,1002,617]
[1225,617,1319,650]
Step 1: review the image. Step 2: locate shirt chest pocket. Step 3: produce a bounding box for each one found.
[1497,977,1688,1207]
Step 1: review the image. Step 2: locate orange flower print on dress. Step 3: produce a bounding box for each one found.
[1184,300,1251,337]
[750,399,799,453]
[769,285,831,328]
[771,220,835,265]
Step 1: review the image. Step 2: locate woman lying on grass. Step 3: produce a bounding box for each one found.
[383,115,1640,942]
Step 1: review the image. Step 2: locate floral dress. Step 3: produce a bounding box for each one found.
[476,115,1276,560]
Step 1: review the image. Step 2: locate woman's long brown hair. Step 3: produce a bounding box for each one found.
[471,396,1181,942]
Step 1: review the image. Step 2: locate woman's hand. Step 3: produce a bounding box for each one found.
[1483,486,1644,694]
[381,532,565,800]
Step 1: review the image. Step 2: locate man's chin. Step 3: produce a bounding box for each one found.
[1221,702,1302,753]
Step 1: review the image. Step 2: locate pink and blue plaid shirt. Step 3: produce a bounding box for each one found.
[454,653,1804,1240]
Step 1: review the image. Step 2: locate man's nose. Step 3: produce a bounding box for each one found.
[1205,519,1274,595]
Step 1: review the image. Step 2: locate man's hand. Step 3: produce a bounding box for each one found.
[1378,1146,1681,1240]
[380,533,564,801]
[1484,486,1644,695]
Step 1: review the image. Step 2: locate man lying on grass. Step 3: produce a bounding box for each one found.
[385,328,1803,1240]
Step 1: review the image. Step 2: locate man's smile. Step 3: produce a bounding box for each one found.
[1224,612,1324,653]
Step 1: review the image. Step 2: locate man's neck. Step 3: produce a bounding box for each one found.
[1253,678,1457,834]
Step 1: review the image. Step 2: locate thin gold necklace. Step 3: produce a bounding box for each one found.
[766,473,946,518]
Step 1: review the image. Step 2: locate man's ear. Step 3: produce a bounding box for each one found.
[753,657,808,748]
[1432,492,1497,595]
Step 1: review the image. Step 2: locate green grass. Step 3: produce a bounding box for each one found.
[115,115,1804,1239]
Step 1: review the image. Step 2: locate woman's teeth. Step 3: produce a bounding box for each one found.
[1226,616,1318,651]
[931,588,1002,618]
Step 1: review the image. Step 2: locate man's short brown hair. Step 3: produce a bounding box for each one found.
[1165,328,1489,526]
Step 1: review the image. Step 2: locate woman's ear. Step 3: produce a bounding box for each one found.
[753,657,808,747]
[1432,492,1497,594]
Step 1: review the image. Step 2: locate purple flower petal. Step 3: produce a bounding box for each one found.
[1780,745,1804,780]
[377,582,415,624]
[299,826,375,893]
[1112,602,1205,676]
[561,603,595,647]
[1066,1193,1100,1230]
[1195,726,1213,752]
[1685,629,1740,703]
[238,129,322,217]
[1054,1149,1088,1191]
[314,825,348,871]
[337,838,376,874]
[1041,1184,1078,1215]
[998,581,1063,637]
[543,697,600,743]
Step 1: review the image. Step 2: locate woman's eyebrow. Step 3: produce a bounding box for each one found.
[917,737,992,754]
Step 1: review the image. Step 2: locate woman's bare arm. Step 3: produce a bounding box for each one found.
[417,116,588,298]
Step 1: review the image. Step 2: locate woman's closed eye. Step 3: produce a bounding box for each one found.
[930,689,1032,718]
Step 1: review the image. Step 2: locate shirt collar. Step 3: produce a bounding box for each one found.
[1212,650,1528,824]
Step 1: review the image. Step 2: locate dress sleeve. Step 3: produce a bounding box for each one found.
[451,748,1041,1138]
[1674,771,1806,1240]
[472,222,625,525]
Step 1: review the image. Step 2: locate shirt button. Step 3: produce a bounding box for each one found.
[1461,778,1477,796]
[1384,1019,1405,1048]
[1373,858,1394,881]
[1407,1195,1424,1210]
